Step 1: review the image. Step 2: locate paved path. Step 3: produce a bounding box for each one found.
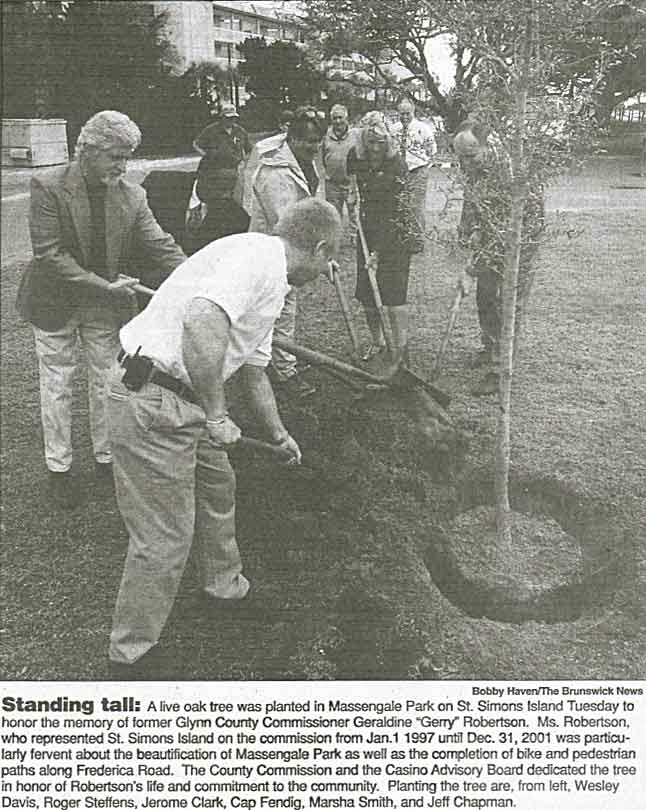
[3,155,644,267]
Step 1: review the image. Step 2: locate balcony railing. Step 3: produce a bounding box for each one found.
[212,27,247,44]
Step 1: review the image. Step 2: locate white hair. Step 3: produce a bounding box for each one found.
[330,104,348,118]
[75,110,141,159]
[398,99,415,113]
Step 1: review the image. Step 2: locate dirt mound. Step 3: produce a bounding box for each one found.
[440,506,584,623]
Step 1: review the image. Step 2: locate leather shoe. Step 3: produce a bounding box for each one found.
[95,461,115,487]
[470,348,493,368]
[472,371,500,397]
[108,646,179,681]
[201,591,274,623]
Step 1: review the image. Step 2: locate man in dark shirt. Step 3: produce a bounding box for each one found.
[192,102,251,208]
[17,110,186,507]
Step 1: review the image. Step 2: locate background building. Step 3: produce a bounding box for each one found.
[152,1,430,113]
[153,1,305,73]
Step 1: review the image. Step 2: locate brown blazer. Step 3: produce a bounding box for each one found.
[16,162,186,331]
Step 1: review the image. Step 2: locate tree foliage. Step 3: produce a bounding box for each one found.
[1,0,207,152]
[547,1,646,119]
[304,0,646,127]
[424,0,607,527]
[183,61,232,111]
[237,37,325,107]
[304,0,479,127]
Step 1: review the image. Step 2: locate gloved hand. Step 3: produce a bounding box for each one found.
[366,251,379,274]
[324,259,340,284]
[272,433,302,466]
[206,414,242,448]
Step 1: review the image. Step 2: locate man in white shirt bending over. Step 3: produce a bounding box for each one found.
[106,198,341,673]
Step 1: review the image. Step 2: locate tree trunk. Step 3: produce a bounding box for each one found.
[495,172,527,536]
[494,5,533,542]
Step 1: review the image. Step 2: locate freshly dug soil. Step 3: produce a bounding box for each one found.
[440,506,584,623]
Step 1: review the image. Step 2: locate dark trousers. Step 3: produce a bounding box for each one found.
[476,247,537,362]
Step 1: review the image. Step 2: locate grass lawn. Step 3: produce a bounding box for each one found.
[1,156,644,681]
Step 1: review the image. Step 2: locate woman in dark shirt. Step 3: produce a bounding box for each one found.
[347,112,415,366]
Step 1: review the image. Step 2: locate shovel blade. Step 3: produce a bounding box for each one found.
[389,365,451,410]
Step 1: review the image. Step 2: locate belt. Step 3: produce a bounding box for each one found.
[117,349,198,405]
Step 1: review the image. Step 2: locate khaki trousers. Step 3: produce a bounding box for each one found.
[32,305,122,472]
[106,371,249,664]
[270,285,298,380]
[325,183,357,230]
[408,164,431,235]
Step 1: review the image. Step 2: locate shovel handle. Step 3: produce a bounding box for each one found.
[431,284,464,380]
[237,436,295,461]
[330,264,361,357]
[129,280,156,297]
[123,284,300,458]
[129,282,385,387]
[356,218,393,353]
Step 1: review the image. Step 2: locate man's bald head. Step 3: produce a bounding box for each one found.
[453,123,488,166]
[398,99,415,126]
[453,129,481,157]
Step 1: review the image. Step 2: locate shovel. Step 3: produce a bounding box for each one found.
[329,260,361,359]
[431,282,466,380]
[124,280,351,477]
[273,335,452,427]
[129,278,451,423]
[355,218,451,411]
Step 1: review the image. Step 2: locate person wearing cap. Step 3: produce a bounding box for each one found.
[454,121,544,396]
[249,107,325,400]
[321,104,359,234]
[193,102,252,205]
[391,99,437,242]
[277,109,294,136]
[106,197,341,673]
[16,110,186,509]
[346,111,416,369]
[187,103,252,247]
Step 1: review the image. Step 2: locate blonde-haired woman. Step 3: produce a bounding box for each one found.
[347,111,414,366]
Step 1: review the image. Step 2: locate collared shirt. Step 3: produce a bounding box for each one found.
[297,155,319,196]
[391,118,437,171]
[321,126,359,187]
[120,233,289,385]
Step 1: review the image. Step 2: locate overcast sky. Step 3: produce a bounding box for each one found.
[426,34,456,92]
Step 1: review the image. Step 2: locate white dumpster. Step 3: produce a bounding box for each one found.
[1,119,68,167]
